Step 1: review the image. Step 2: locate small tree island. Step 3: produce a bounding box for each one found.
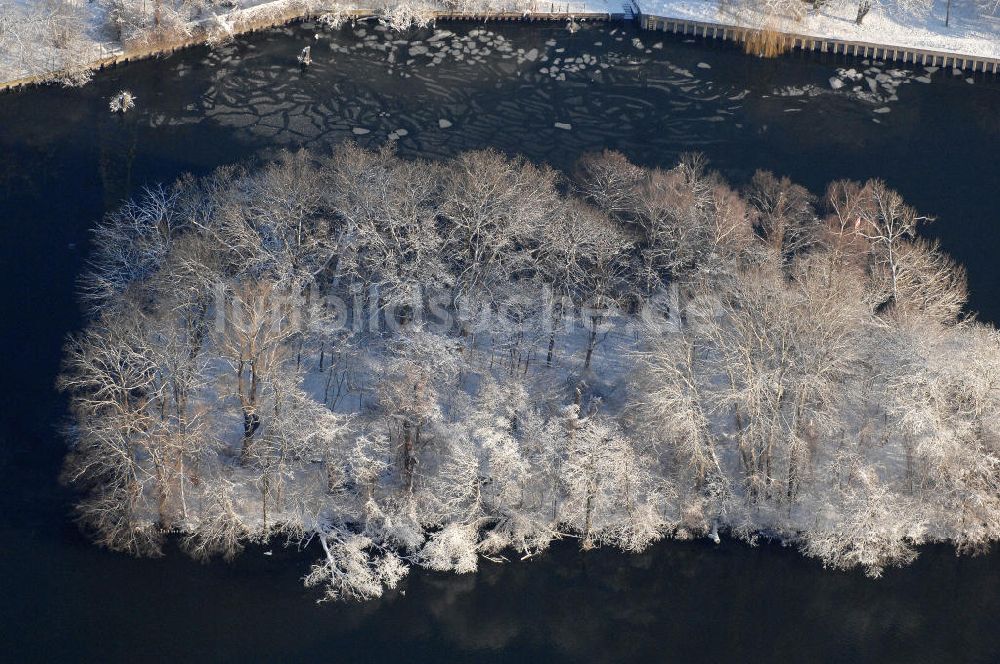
[60,145,1000,600]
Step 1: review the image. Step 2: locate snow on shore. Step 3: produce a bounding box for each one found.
[3,0,997,88]
[637,0,1000,59]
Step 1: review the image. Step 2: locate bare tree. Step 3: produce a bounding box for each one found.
[856,179,930,308]
[324,144,448,315]
[559,406,665,551]
[439,149,559,307]
[573,150,645,221]
[215,279,297,462]
[891,237,968,324]
[745,169,818,262]
[60,313,166,554]
[374,327,463,492]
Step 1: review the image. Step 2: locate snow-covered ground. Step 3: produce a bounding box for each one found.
[1,0,111,85]
[637,0,1000,59]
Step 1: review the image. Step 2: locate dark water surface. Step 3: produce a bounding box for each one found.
[1,19,999,663]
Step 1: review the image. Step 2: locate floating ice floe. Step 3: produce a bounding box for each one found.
[823,61,922,110]
[438,119,452,128]
[428,30,453,43]
[109,90,136,113]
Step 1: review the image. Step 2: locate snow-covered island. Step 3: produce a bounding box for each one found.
[2,0,999,88]
[61,145,1000,601]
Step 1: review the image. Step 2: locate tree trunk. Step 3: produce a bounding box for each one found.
[856,0,872,24]
[584,318,598,370]
[402,420,416,492]
[546,300,563,367]
[240,410,260,463]
[786,388,809,503]
[261,471,269,536]
[582,486,595,550]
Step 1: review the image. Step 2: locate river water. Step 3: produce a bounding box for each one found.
[1,19,999,662]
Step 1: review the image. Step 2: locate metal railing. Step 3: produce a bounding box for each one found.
[641,14,1000,73]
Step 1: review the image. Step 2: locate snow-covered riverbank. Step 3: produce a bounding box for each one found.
[1,0,311,88]
[4,0,998,91]
[636,0,1000,60]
